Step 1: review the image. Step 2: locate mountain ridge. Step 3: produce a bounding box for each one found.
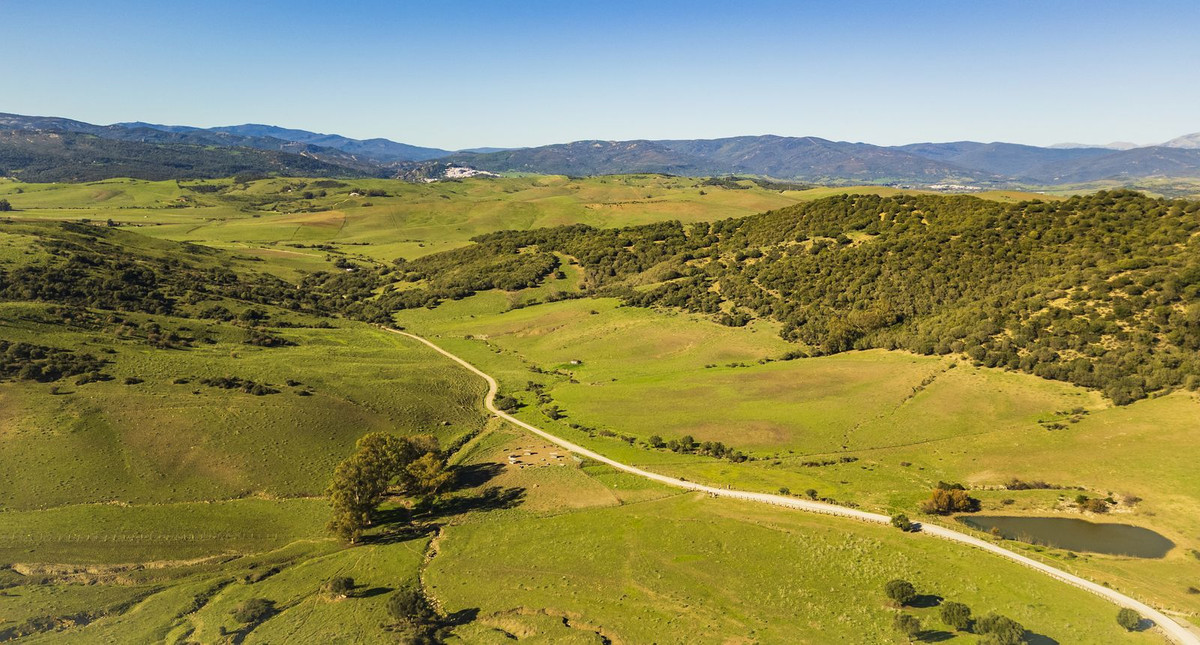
[3,112,1199,185]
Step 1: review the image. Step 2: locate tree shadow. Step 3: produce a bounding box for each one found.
[452,462,504,490]
[1026,632,1060,645]
[356,586,392,598]
[909,594,943,609]
[427,486,526,519]
[362,521,438,546]
[444,607,480,626]
[1133,618,1155,633]
[917,630,954,643]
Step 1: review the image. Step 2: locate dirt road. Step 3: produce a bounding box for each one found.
[389,327,1198,645]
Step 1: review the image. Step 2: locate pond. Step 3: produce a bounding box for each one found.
[956,515,1174,558]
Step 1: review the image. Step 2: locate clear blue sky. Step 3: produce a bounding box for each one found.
[5,0,1198,149]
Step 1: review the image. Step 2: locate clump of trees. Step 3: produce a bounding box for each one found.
[0,199,12,212]
[0,340,108,383]
[646,434,748,462]
[199,376,278,396]
[920,482,981,515]
[326,432,449,544]
[881,581,1028,643]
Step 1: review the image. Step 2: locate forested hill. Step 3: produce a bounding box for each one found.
[0,131,371,182]
[392,190,1200,404]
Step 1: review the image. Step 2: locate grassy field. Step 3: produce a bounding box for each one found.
[0,301,485,510]
[395,291,1200,624]
[0,176,1060,274]
[0,176,1193,641]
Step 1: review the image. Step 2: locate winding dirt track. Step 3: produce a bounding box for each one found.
[388,327,1198,645]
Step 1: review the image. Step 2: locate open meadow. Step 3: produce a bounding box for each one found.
[0,176,1194,642]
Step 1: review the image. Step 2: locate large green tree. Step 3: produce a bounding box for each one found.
[326,432,446,543]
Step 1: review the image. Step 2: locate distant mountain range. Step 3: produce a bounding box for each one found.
[2,111,1199,186]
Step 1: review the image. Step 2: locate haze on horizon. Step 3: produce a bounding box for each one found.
[5,0,1199,150]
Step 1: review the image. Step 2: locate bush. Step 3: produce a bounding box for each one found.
[893,613,921,639]
[387,586,436,626]
[920,487,980,514]
[939,601,972,631]
[1116,608,1141,631]
[231,598,274,623]
[885,579,917,606]
[976,613,1026,645]
[324,576,355,598]
[1083,497,1110,513]
[0,199,11,212]
[890,513,916,532]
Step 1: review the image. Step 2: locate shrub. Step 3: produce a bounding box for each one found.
[976,613,1026,645]
[1116,608,1141,631]
[387,586,435,626]
[939,601,972,631]
[891,513,916,532]
[885,579,917,606]
[920,487,980,514]
[893,613,921,639]
[231,598,274,623]
[324,576,355,598]
[1083,498,1109,513]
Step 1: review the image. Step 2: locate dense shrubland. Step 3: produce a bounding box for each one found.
[6,190,1200,404]
[434,191,1200,404]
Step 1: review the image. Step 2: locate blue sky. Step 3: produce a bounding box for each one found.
[4,0,1198,149]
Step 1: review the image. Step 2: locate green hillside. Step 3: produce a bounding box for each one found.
[0,176,1194,643]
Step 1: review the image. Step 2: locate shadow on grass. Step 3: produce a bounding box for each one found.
[452,462,504,489]
[917,630,954,643]
[429,486,525,518]
[445,607,480,626]
[356,586,392,598]
[1026,632,1061,645]
[363,486,525,545]
[909,594,943,609]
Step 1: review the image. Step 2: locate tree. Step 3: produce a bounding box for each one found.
[324,576,355,599]
[891,513,916,532]
[1116,608,1141,631]
[939,601,972,631]
[232,598,275,623]
[327,432,440,543]
[893,613,921,640]
[0,199,11,212]
[647,434,665,448]
[406,452,452,496]
[976,613,1026,645]
[388,586,436,626]
[885,579,917,606]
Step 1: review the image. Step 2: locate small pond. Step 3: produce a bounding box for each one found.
[956,515,1174,558]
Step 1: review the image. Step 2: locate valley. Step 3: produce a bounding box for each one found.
[0,176,1197,643]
